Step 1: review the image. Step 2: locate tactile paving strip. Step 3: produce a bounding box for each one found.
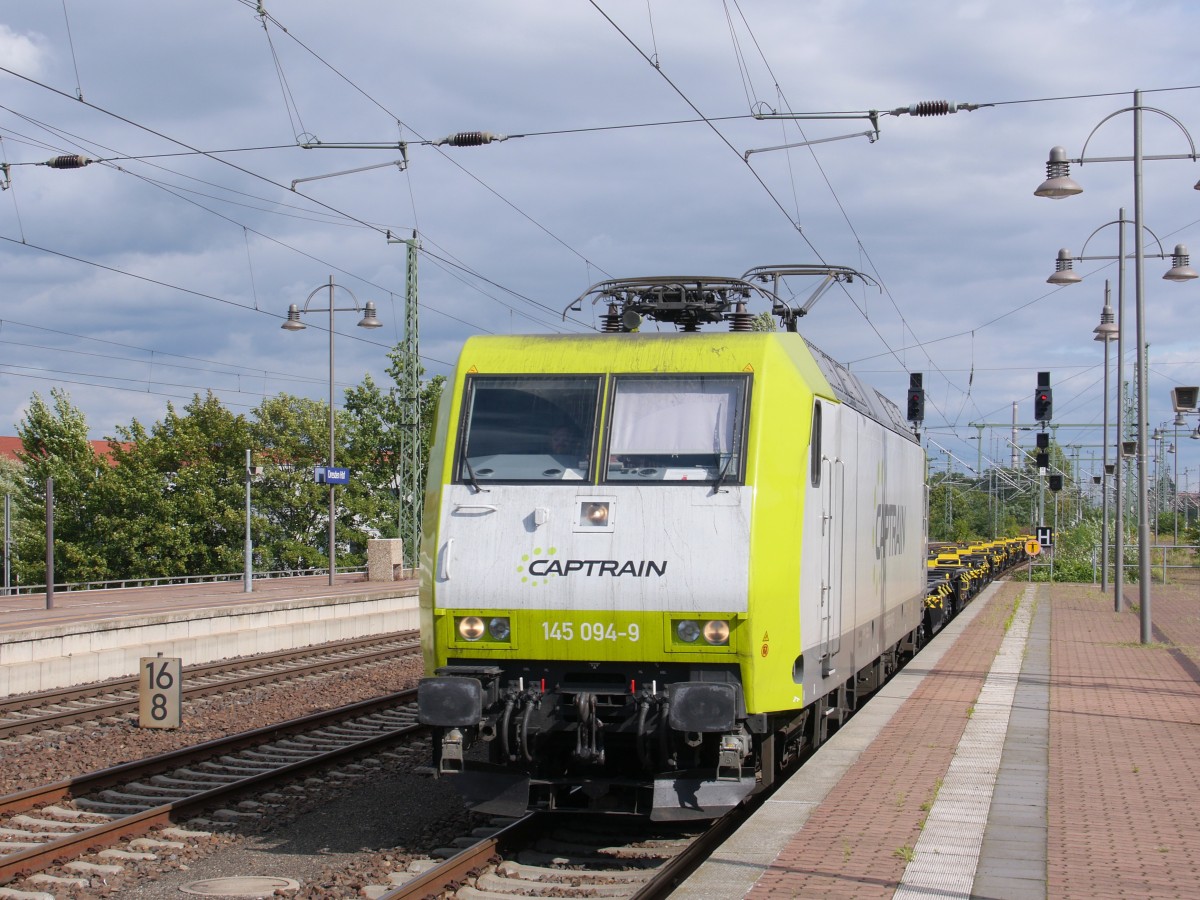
[893,586,1036,899]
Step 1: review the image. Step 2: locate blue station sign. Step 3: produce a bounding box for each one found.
[314,466,351,485]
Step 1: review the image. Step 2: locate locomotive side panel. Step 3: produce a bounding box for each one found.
[737,340,827,716]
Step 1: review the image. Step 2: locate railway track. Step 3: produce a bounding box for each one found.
[0,631,420,740]
[380,807,748,899]
[0,687,428,885]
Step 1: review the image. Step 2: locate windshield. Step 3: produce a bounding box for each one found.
[605,375,748,483]
[458,375,601,482]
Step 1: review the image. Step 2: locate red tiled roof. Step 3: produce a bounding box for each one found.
[0,436,130,465]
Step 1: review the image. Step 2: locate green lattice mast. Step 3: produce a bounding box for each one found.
[401,230,422,568]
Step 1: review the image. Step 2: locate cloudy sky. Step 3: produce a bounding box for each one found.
[2,1,1199,502]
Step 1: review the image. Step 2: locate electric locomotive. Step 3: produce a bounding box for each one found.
[417,269,928,820]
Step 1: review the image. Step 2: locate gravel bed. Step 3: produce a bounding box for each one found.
[0,655,426,795]
[2,652,481,899]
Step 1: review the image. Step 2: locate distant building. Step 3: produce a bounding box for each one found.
[0,436,129,466]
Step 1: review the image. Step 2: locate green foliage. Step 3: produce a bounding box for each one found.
[5,347,445,585]
[1029,515,1099,582]
[927,471,1027,543]
[99,393,252,579]
[749,311,778,332]
[1183,518,1200,567]
[0,457,19,587]
[249,393,340,571]
[12,389,108,586]
[1154,510,1182,540]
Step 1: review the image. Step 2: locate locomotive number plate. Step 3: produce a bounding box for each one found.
[543,621,641,642]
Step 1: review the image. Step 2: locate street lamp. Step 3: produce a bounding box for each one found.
[1043,213,1192,612]
[1150,425,1165,540]
[282,276,382,586]
[1035,90,1199,643]
[1173,412,1185,544]
[1092,282,1118,592]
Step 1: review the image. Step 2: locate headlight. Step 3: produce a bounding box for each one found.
[488,616,511,641]
[580,501,610,527]
[458,616,485,641]
[703,620,730,645]
[676,620,701,643]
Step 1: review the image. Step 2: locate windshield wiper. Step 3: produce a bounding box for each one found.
[462,456,489,494]
[711,452,736,494]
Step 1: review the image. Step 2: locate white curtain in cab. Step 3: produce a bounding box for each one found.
[610,378,740,454]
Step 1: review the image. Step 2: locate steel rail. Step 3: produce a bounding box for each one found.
[0,631,419,737]
[0,688,423,883]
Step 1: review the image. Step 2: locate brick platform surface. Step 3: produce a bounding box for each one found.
[1048,583,1200,900]
[717,576,1200,899]
[745,581,1023,899]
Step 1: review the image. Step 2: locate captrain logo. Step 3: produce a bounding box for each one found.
[517,547,668,587]
[517,547,557,587]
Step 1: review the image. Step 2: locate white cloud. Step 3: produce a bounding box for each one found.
[0,24,48,78]
[0,0,1195,485]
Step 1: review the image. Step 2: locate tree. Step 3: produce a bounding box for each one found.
[98,393,251,579]
[342,373,404,548]
[5,358,446,585]
[249,393,337,571]
[750,311,778,332]
[0,456,22,589]
[342,345,445,567]
[12,389,109,586]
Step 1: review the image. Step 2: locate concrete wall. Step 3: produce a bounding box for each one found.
[0,591,420,697]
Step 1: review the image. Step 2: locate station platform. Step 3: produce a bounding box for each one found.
[677,576,1200,899]
[0,574,419,696]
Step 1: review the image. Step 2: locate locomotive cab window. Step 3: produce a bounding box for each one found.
[810,400,822,488]
[457,375,600,483]
[604,375,749,483]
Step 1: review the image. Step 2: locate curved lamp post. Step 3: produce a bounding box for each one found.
[1092,284,1118,592]
[283,276,382,585]
[1044,218,1194,611]
[1035,89,1199,643]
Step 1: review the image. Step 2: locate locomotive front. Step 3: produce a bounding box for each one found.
[417,328,780,819]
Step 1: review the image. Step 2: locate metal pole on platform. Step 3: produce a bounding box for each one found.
[282,275,382,587]
[1093,283,1117,594]
[45,476,54,610]
[244,449,253,594]
[1173,415,1181,545]
[3,493,10,596]
[328,286,336,587]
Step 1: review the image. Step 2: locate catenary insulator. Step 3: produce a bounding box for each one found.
[892,101,985,117]
[438,131,507,147]
[909,100,954,116]
[42,154,92,169]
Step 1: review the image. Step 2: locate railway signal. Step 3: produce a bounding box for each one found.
[1048,474,1063,492]
[1035,431,1049,469]
[907,373,924,423]
[1034,371,1053,422]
